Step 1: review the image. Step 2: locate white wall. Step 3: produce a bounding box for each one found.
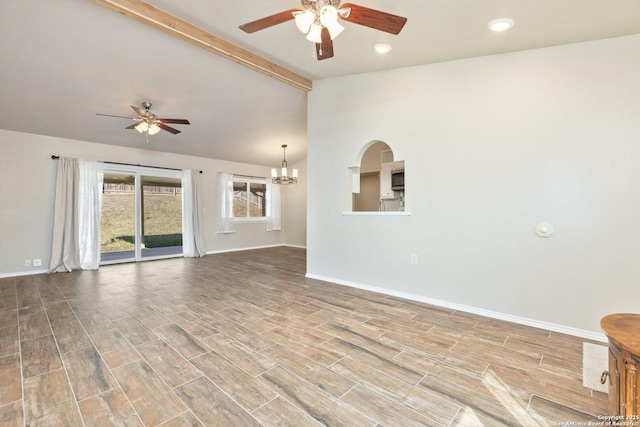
[0,130,307,276]
[281,158,307,248]
[307,35,640,335]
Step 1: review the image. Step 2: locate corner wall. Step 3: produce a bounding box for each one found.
[282,158,307,248]
[307,35,640,334]
[0,130,307,276]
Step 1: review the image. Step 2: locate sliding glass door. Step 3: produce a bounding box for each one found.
[140,175,182,259]
[101,172,136,263]
[100,166,183,264]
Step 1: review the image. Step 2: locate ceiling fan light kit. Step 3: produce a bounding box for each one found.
[135,121,161,135]
[240,0,407,61]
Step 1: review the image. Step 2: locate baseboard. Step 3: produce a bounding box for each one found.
[2,246,308,276]
[0,269,49,279]
[305,273,607,343]
[206,243,305,255]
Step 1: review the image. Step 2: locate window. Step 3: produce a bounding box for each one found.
[233,178,267,220]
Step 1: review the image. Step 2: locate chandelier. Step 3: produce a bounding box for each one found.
[293,0,349,43]
[271,144,298,185]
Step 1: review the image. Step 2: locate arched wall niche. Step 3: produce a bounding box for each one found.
[350,140,405,212]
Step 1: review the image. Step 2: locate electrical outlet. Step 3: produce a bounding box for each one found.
[24,259,31,267]
[410,254,418,266]
[33,259,42,267]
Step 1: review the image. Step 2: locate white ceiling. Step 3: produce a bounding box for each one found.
[1,0,639,166]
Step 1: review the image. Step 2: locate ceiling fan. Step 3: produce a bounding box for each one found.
[239,0,407,60]
[97,102,190,142]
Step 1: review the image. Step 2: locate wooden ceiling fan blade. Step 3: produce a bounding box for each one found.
[239,9,300,34]
[125,123,139,130]
[96,113,135,119]
[340,3,407,35]
[315,28,334,60]
[158,118,190,125]
[158,123,181,134]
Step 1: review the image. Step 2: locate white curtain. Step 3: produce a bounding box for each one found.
[182,170,206,257]
[266,181,281,231]
[216,172,235,234]
[50,158,103,272]
[78,160,104,269]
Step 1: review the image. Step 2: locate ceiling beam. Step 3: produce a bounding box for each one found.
[88,0,313,92]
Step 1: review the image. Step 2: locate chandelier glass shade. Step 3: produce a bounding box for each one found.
[271,144,298,185]
[319,6,344,39]
[294,10,315,33]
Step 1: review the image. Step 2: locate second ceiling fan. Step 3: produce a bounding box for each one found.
[97,102,190,143]
[239,0,407,60]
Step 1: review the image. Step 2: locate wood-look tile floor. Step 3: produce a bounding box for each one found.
[0,247,608,426]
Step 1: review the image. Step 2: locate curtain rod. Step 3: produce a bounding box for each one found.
[233,173,268,180]
[51,155,202,174]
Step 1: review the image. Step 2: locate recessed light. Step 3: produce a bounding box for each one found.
[374,43,392,54]
[488,18,515,32]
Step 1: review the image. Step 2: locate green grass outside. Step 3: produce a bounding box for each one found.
[101,192,182,253]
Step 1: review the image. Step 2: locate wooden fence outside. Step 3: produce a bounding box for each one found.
[103,184,182,195]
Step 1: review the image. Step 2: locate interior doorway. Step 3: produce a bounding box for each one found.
[100,167,183,264]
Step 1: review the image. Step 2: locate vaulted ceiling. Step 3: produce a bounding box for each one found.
[1,0,639,166]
